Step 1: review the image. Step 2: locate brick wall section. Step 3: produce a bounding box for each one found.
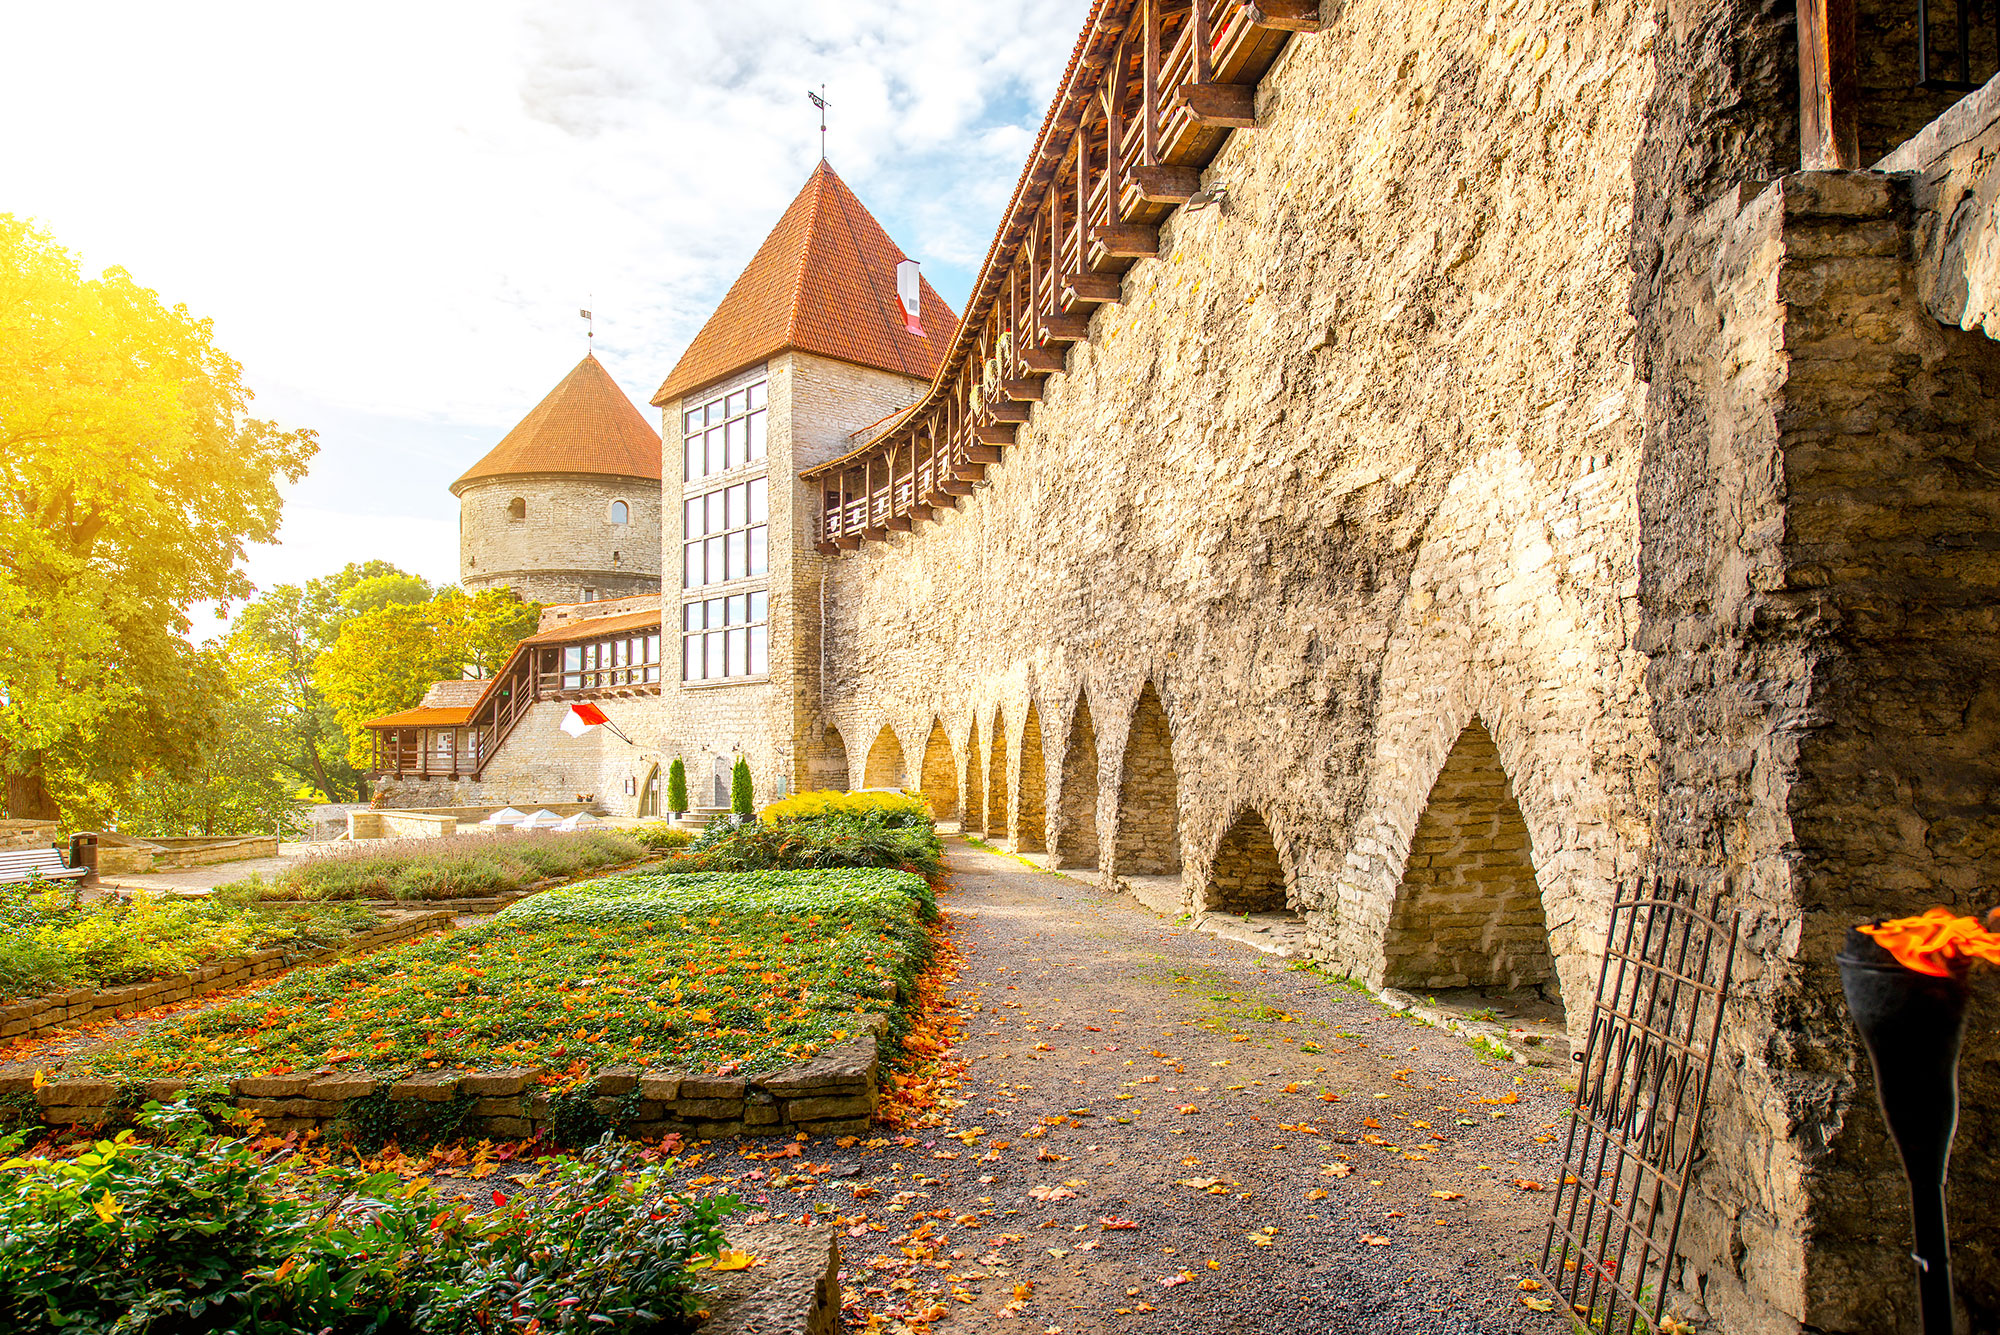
[962,724,984,836]
[1017,702,1048,853]
[8,1036,881,1142]
[459,474,662,605]
[1051,699,1100,870]
[984,715,1010,843]
[918,721,959,818]
[1378,722,1554,991]
[1203,810,1288,914]
[862,726,906,788]
[1112,686,1180,877]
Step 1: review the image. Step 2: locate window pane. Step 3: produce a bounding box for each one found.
[705,535,724,580]
[727,530,746,580]
[684,409,702,434]
[685,496,703,536]
[725,419,745,469]
[563,646,582,670]
[749,591,768,623]
[611,639,626,668]
[750,624,768,676]
[684,602,701,632]
[610,500,628,524]
[726,594,747,626]
[705,631,724,678]
[749,525,768,577]
[684,436,700,482]
[683,634,700,681]
[704,427,723,475]
[748,381,766,409]
[705,400,723,426]
[706,598,724,627]
[749,477,768,522]
[645,634,659,662]
[727,627,747,677]
[726,390,746,417]
[726,483,746,531]
[683,543,701,588]
[746,410,766,461]
[705,490,725,532]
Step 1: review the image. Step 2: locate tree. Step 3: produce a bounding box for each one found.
[0,216,316,821]
[316,587,541,768]
[226,562,432,803]
[667,758,688,816]
[118,651,303,837]
[731,757,754,818]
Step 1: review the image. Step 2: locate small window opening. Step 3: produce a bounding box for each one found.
[610,500,629,524]
[507,497,526,520]
[582,588,597,602]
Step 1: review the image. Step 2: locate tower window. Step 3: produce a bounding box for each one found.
[609,500,629,524]
[507,497,526,520]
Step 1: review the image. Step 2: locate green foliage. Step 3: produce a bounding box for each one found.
[115,660,304,838]
[229,829,645,902]
[0,1108,735,1334]
[315,587,541,770]
[84,869,933,1083]
[761,788,931,824]
[666,757,688,815]
[0,883,379,1000]
[630,823,693,852]
[684,810,943,879]
[729,757,753,817]
[0,215,317,824]
[335,1089,480,1153]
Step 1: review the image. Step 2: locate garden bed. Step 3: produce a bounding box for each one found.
[229,828,650,901]
[49,869,933,1135]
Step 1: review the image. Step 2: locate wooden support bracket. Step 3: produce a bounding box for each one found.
[990,400,1032,423]
[1002,377,1047,400]
[1178,83,1256,128]
[1063,272,1124,305]
[887,515,914,532]
[1130,164,1201,203]
[1245,0,1323,31]
[1040,312,1093,343]
[952,461,989,482]
[939,478,977,496]
[1022,346,1068,372]
[1091,223,1160,258]
[835,535,863,551]
[815,540,840,556]
[967,443,1006,463]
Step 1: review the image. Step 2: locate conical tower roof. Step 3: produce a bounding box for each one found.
[452,354,661,493]
[651,161,957,406]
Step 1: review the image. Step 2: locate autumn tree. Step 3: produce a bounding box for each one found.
[316,587,541,768]
[0,216,316,821]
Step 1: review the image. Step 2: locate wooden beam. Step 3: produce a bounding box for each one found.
[1002,376,1047,401]
[952,461,989,482]
[939,478,977,496]
[973,423,1016,446]
[1092,223,1160,257]
[966,443,1005,463]
[1245,0,1323,31]
[1131,164,1200,202]
[836,535,863,551]
[1040,312,1094,342]
[1022,346,1067,372]
[1798,0,1858,169]
[1178,83,1256,128]
[887,515,914,532]
[990,400,1033,423]
[1064,272,1124,304]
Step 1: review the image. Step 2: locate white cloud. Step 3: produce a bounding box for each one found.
[0,0,1087,598]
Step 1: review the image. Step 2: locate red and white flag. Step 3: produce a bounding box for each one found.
[896,259,924,337]
[560,702,611,738]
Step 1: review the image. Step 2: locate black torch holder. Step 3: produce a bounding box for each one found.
[1837,928,1970,1335]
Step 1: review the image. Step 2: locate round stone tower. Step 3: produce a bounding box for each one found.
[453,354,663,605]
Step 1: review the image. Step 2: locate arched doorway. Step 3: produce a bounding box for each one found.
[986,709,1010,845]
[919,719,959,818]
[1204,808,1288,912]
[963,722,985,834]
[1381,719,1559,1012]
[1017,701,1047,853]
[863,725,906,789]
[637,763,661,818]
[808,726,850,793]
[1114,683,1181,876]
[1053,695,1100,869]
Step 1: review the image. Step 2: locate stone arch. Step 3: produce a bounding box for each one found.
[807,725,850,792]
[919,719,958,818]
[636,762,660,818]
[1379,719,1558,1004]
[1017,700,1048,853]
[1113,683,1181,876]
[963,722,985,834]
[1203,808,1289,913]
[863,724,907,789]
[1052,694,1100,869]
[986,708,1011,844]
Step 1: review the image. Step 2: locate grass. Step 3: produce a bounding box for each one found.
[228,829,648,902]
[0,885,382,1001]
[76,867,937,1084]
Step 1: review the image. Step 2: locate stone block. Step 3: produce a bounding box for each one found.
[461,1067,540,1096]
[473,1096,527,1116]
[0,1068,39,1096]
[639,1070,684,1101]
[675,1097,748,1120]
[792,1116,872,1139]
[678,1074,747,1100]
[480,1115,535,1138]
[783,1092,874,1123]
[140,1080,185,1102]
[38,1079,115,1107]
[234,1073,315,1098]
[305,1074,379,1101]
[390,1071,463,1102]
[593,1065,641,1097]
[745,1099,783,1126]
[41,1105,112,1125]
[757,1038,877,1097]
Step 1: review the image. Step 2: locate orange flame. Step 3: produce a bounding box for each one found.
[1858,908,2000,977]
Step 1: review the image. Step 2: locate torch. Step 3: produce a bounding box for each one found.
[1837,908,2000,1335]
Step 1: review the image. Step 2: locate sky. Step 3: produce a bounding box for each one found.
[0,0,1089,629]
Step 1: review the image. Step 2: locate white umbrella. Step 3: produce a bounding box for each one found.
[555,812,601,831]
[481,806,528,826]
[514,809,564,830]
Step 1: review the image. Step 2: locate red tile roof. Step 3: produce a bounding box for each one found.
[515,608,662,647]
[453,354,661,492]
[651,161,958,406]
[366,705,477,728]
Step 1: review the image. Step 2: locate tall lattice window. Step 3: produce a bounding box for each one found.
[682,591,769,682]
[682,380,767,481]
[682,477,768,590]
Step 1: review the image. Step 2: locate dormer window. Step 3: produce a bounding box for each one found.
[508,497,527,520]
[609,500,629,524]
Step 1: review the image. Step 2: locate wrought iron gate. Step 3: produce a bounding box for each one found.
[1538,893,1739,1334]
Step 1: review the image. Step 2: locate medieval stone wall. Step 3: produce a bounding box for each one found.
[458,473,661,605]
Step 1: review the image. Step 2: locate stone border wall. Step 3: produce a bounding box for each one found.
[8,1034,880,1142]
[0,909,456,1042]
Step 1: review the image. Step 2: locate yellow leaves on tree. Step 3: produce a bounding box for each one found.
[0,215,316,821]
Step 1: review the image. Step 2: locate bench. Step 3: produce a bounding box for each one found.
[0,848,89,886]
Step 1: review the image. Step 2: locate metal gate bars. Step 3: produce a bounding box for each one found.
[1538,892,1739,1334]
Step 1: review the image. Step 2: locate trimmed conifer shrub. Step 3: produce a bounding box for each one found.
[667,756,689,814]
[730,757,754,817]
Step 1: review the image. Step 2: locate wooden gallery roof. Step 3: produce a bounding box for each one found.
[651,161,959,407]
[361,611,662,732]
[453,354,662,492]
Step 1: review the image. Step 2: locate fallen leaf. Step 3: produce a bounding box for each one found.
[711,1249,759,1272]
[1521,1296,1555,1311]
[1430,1191,1464,1200]
[1160,1271,1195,1287]
[1098,1217,1140,1230]
[1361,1234,1391,1246]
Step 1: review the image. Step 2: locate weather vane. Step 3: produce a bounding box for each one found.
[808,85,829,161]
[579,299,593,354]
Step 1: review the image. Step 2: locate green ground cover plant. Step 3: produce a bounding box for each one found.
[629,823,693,852]
[682,810,943,879]
[0,886,381,1002]
[230,829,647,902]
[0,1103,735,1334]
[78,868,935,1084]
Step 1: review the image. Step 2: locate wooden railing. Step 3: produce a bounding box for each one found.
[804,0,1320,552]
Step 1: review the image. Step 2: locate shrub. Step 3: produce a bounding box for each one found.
[761,788,931,826]
[631,823,693,852]
[234,829,646,902]
[685,811,942,879]
[667,757,688,815]
[80,869,934,1085]
[0,1107,736,1334]
[730,758,753,817]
